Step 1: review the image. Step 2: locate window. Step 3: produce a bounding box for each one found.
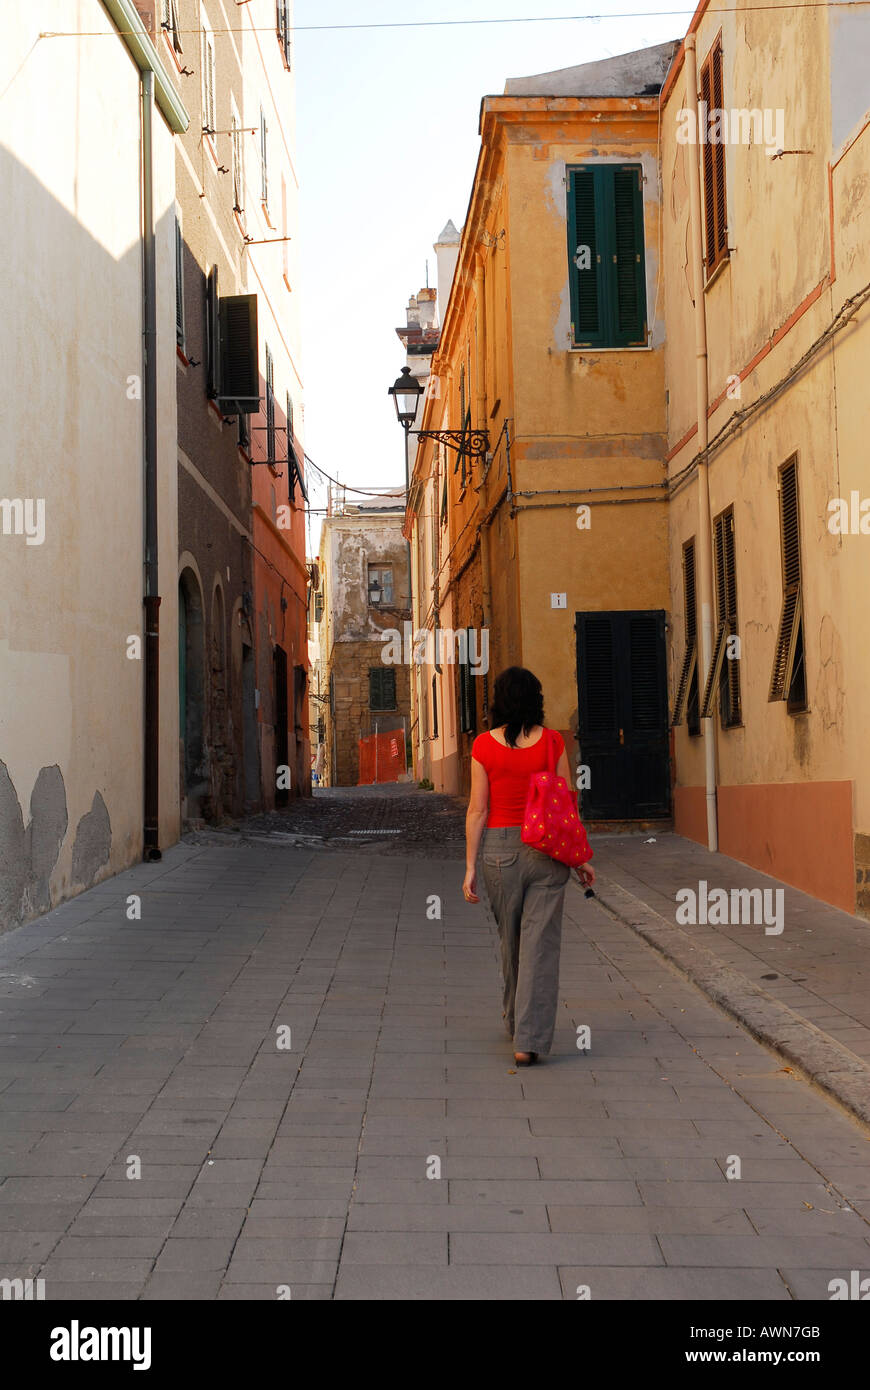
[700,37,728,277]
[161,0,183,54]
[769,456,807,712]
[367,564,393,606]
[201,21,216,136]
[369,667,397,711]
[702,507,741,726]
[314,592,324,624]
[672,538,700,734]
[458,635,476,734]
[265,344,275,464]
[259,107,269,207]
[174,214,185,349]
[567,164,647,348]
[276,0,292,68]
[431,675,439,739]
[231,111,244,214]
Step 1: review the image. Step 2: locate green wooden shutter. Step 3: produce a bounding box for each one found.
[568,166,646,347]
[568,168,602,343]
[612,168,647,345]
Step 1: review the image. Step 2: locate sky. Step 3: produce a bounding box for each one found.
[293,0,695,549]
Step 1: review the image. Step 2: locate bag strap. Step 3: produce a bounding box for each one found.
[547,727,559,775]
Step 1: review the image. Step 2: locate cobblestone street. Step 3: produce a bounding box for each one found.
[2,791,870,1300]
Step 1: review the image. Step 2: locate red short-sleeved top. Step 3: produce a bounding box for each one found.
[471,727,565,828]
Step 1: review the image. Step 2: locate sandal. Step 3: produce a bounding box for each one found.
[514,1051,537,1067]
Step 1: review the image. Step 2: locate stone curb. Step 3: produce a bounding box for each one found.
[579,875,870,1129]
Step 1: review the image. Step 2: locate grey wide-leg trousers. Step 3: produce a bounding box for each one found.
[481,826,571,1055]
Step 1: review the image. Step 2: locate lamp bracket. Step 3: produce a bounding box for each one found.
[413,429,489,458]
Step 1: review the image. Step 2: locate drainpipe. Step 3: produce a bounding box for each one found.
[684,34,718,852]
[142,71,162,861]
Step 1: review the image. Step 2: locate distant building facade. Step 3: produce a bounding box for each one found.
[315,494,412,787]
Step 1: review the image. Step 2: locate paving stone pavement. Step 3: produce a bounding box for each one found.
[1,834,870,1301]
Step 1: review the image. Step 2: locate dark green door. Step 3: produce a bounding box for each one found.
[575,610,670,819]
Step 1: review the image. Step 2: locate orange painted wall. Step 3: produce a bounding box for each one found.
[718,781,854,912]
[674,786,708,847]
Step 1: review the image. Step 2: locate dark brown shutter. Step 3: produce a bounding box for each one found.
[206,264,220,398]
[703,509,741,724]
[722,509,741,725]
[711,42,727,267]
[174,219,184,347]
[700,39,728,276]
[769,457,805,705]
[673,539,698,727]
[219,293,259,415]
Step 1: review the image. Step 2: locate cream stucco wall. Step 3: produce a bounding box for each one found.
[0,2,180,928]
[661,1,870,909]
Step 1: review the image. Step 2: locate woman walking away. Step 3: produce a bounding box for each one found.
[462,667,594,1066]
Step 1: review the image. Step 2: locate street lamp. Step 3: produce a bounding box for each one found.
[388,365,424,432]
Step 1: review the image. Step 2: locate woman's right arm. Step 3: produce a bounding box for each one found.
[463,757,489,903]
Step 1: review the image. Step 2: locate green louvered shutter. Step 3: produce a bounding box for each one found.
[568,168,602,344]
[568,165,647,348]
[611,167,647,345]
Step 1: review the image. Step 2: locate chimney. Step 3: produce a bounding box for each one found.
[434,220,461,327]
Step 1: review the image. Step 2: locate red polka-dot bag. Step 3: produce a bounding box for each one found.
[521,729,593,868]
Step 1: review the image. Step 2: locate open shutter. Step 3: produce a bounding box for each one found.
[711,42,728,268]
[568,168,603,344]
[259,110,268,206]
[769,457,805,704]
[206,264,220,399]
[612,167,647,345]
[219,293,259,415]
[673,539,698,727]
[174,218,185,348]
[701,40,728,275]
[722,509,741,725]
[701,514,728,718]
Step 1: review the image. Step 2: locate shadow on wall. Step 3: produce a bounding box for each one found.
[0,762,111,933]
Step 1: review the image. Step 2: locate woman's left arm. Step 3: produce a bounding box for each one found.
[463,758,489,903]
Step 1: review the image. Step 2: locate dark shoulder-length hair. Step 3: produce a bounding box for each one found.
[489,667,544,748]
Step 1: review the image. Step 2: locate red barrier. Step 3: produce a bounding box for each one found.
[358,731,405,784]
